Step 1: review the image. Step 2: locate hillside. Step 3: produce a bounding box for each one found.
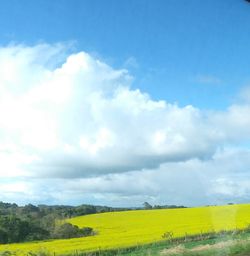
[1,203,250,255]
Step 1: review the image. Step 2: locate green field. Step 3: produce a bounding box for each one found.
[1,204,250,255]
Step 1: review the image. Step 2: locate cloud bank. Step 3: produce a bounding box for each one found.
[1,43,250,206]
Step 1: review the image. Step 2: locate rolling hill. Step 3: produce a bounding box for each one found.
[1,204,250,255]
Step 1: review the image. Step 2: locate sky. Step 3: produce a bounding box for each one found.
[1,0,250,207]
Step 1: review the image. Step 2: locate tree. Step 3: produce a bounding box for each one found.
[143,202,152,210]
[0,229,8,244]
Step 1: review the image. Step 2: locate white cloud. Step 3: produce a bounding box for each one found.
[2,147,250,207]
[1,43,250,205]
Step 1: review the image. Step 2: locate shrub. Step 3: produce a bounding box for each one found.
[52,223,94,239]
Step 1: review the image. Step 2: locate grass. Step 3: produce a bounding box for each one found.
[2,204,250,255]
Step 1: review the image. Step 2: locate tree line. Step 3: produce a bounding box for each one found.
[0,202,130,244]
[143,202,187,210]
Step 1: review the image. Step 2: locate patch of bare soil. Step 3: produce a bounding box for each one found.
[160,245,186,255]
[160,239,247,255]
[190,240,235,252]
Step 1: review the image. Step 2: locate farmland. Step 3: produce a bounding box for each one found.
[1,203,250,255]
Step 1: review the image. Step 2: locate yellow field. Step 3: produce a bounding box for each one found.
[1,204,250,255]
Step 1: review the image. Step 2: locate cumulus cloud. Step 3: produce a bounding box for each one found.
[1,43,250,205]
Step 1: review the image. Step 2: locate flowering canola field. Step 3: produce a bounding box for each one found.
[1,204,250,255]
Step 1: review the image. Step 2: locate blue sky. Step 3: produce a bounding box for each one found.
[1,0,250,109]
[1,0,250,206]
